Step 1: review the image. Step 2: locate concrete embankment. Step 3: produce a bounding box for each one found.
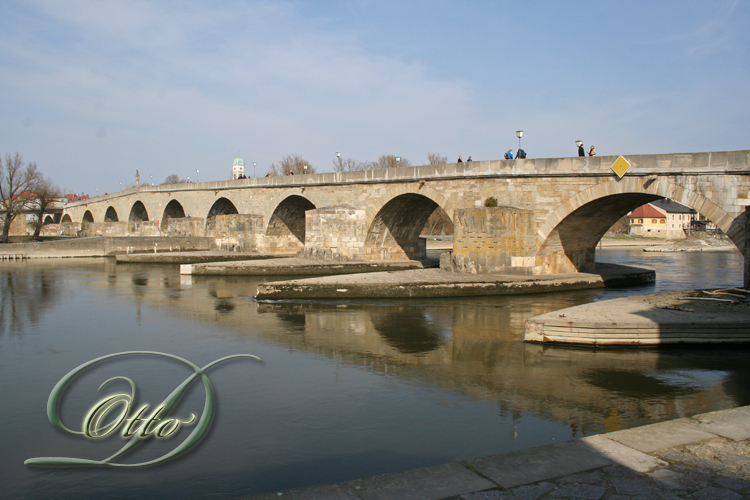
[116,251,293,264]
[253,263,654,300]
[236,405,750,500]
[0,236,214,258]
[181,258,433,276]
[524,289,750,345]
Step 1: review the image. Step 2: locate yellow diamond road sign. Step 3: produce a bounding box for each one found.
[611,156,631,178]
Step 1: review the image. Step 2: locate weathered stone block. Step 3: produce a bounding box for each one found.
[208,214,264,252]
[446,207,538,274]
[163,217,206,237]
[304,205,367,261]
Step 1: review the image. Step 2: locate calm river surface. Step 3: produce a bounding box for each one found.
[0,248,746,499]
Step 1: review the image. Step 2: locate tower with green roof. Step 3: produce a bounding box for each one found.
[232,156,245,179]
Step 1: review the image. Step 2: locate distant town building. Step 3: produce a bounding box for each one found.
[628,199,698,239]
[232,157,245,180]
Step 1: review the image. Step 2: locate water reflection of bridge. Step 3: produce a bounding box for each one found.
[5,260,745,438]
[96,266,750,436]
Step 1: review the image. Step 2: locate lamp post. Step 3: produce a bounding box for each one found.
[336,151,341,170]
[253,162,256,178]
[187,176,190,184]
[576,140,583,148]
[196,169,199,183]
[150,175,153,186]
[396,156,401,168]
[119,181,122,191]
[304,165,308,175]
[516,130,523,151]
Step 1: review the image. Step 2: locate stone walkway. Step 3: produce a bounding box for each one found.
[238,406,750,500]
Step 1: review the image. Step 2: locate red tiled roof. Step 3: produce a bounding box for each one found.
[630,204,665,218]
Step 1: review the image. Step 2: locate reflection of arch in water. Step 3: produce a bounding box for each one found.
[162,199,185,231]
[365,193,449,261]
[104,206,119,222]
[129,201,149,222]
[369,307,449,354]
[265,195,315,253]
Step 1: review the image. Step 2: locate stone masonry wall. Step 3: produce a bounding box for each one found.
[304,205,367,261]
[447,207,538,275]
[209,214,264,252]
[163,217,206,237]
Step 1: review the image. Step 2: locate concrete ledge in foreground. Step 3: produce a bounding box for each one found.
[233,405,750,500]
[524,289,750,345]
[116,251,294,264]
[181,258,430,276]
[253,263,654,300]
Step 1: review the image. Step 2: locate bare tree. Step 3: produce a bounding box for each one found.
[269,154,316,176]
[1,153,42,243]
[427,153,448,165]
[332,157,374,172]
[372,155,412,169]
[31,176,61,240]
[161,174,186,185]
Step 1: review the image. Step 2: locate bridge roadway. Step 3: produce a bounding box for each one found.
[61,150,750,284]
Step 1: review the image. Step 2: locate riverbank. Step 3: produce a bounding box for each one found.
[524,289,750,345]
[254,263,654,300]
[236,404,750,499]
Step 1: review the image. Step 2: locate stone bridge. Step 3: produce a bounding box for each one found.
[62,150,750,282]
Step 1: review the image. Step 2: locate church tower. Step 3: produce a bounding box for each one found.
[232,156,245,179]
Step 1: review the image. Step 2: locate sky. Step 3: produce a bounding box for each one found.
[0,0,748,195]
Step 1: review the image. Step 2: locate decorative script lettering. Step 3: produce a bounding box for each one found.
[25,351,260,468]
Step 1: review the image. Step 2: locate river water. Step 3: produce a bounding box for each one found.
[0,248,746,499]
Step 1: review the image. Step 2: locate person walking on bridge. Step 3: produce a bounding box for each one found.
[505,150,514,160]
[578,143,585,157]
[457,155,463,163]
[588,145,597,156]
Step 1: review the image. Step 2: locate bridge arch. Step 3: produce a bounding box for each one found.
[162,199,186,231]
[265,195,316,254]
[61,214,72,223]
[365,187,452,261]
[537,177,744,273]
[43,215,55,225]
[82,210,94,224]
[207,197,238,218]
[129,201,149,222]
[104,206,119,222]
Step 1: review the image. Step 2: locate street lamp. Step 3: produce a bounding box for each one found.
[196,169,199,183]
[119,181,122,191]
[516,130,523,151]
[253,162,256,178]
[150,174,153,186]
[187,176,190,184]
[576,140,583,147]
[304,165,308,174]
[396,156,401,168]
